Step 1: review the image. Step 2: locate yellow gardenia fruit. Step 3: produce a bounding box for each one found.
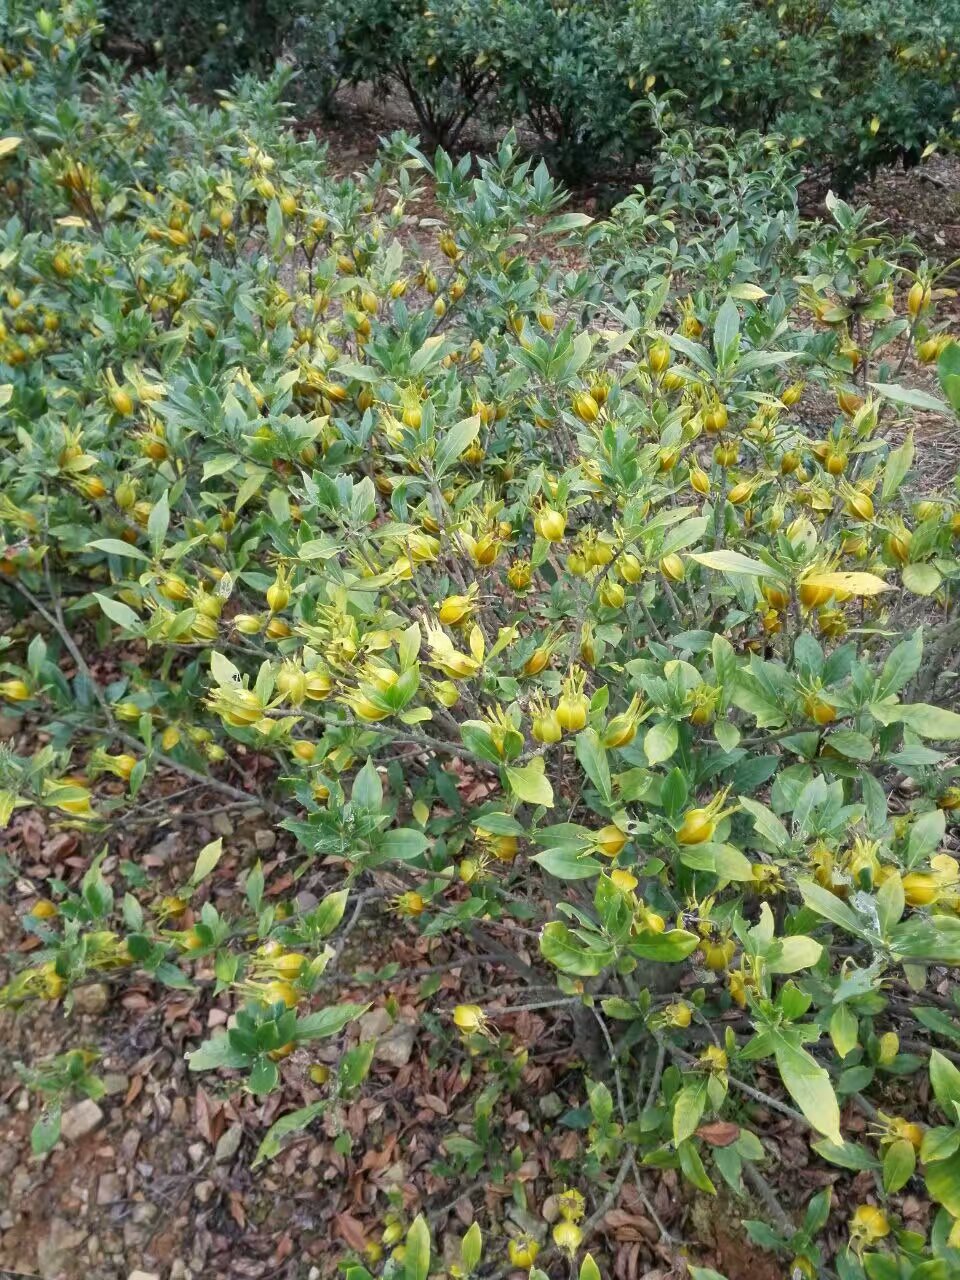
[0,678,31,701]
[618,552,642,583]
[557,1189,586,1222]
[610,869,638,891]
[604,694,643,748]
[261,980,298,1008]
[216,687,263,726]
[702,938,736,971]
[453,1004,486,1033]
[890,1117,923,1150]
[648,338,671,373]
[552,1221,583,1255]
[595,824,628,857]
[507,559,532,591]
[557,670,589,733]
[508,1236,540,1269]
[531,696,563,744]
[571,391,599,423]
[677,807,715,845]
[850,1205,889,1243]
[660,553,685,582]
[304,669,334,700]
[664,1002,692,1028]
[437,593,474,625]
[877,1031,899,1065]
[803,694,837,726]
[902,872,939,907]
[690,465,711,495]
[266,569,291,613]
[109,385,135,416]
[535,506,566,542]
[599,578,625,609]
[907,281,929,317]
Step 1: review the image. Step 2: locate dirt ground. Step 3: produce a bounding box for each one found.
[3,81,960,1280]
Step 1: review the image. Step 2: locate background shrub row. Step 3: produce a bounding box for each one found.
[102,0,960,187]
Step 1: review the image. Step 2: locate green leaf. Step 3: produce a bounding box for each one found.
[896,704,960,740]
[338,1040,376,1092]
[907,808,946,866]
[881,431,915,500]
[689,550,769,577]
[772,1031,842,1144]
[190,837,223,886]
[31,1104,62,1154]
[644,719,678,767]
[312,889,349,938]
[601,997,637,1020]
[812,1138,877,1171]
[925,1148,960,1216]
[678,1139,716,1194]
[939,341,960,412]
[352,757,383,811]
[915,1007,960,1046]
[147,488,170,554]
[532,848,602,880]
[377,827,430,862]
[902,562,942,595]
[797,879,869,937]
[824,731,874,761]
[505,760,554,807]
[930,1049,960,1116]
[876,871,904,933]
[575,728,612,803]
[405,1214,431,1280]
[186,1032,252,1072]
[539,922,614,976]
[253,1100,327,1166]
[882,1137,915,1193]
[249,1056,279,1094]
[830,1005,859,1058]
[543,211,594,234]
[435,415,481,478]
[673,1081,707,1144]
[767,935,823,974]
[296,1002,370,1042]
[460,1221,482,1274]
[877,628,923,698]
[713,296,741,365]
[921,1126,960,1164]
[578,1254,601,1280]
[869,381,947,413]
[93,593,141,631]
[739,797,790,851]
[714,720,740,752]
[628,927,699,962]
[87,538,150,562]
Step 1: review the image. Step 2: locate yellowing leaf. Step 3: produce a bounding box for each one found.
[0,136,22,159]
[773,1032,842,1145]
[801,571,893,598]
[190,837,223,885]
[505,759,554,807]
[688,550,770,577]
[728,282,769,302]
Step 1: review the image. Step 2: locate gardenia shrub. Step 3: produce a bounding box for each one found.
[7,3,960,1279]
